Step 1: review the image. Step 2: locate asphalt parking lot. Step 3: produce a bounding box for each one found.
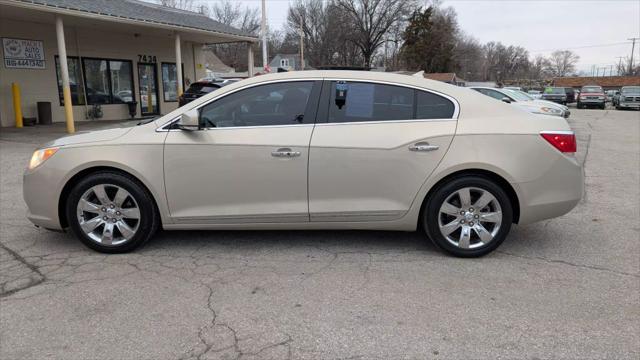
[1,108,638,359]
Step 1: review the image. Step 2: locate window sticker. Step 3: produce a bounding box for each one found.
[345,83,374,118]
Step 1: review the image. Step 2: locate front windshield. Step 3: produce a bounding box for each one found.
[544,87,565,94]
[503,89,532,101]
[621,86,640,94]
[515,90,534,100]
[581,86,602,93]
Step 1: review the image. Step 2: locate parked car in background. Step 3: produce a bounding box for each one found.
[541,87,568,105]
[470,86,568,117]
[178,80,224,106]
[577,85,606,109]
[504,86,522,91]
[23,71,582,258]
[564,87,576,103]
[615,86,640,110]
[605,90,616,103]
[612,90,621,106]
[514,90,571,118]
[527,90,542,99]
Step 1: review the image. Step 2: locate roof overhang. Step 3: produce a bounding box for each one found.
[0,0,259,44]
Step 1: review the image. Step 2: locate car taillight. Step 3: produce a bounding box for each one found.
[541,132,576,153]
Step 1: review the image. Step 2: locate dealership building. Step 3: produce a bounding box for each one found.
[0,0,257,130]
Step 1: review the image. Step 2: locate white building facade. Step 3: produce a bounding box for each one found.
[0,0,257,129]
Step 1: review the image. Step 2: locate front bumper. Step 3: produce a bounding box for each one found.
[541,97,566,104]
[515,152,583,225]
[618,102,640,109]
[23,159,66,231]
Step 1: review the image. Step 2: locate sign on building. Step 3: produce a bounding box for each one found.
[2,38,45,69]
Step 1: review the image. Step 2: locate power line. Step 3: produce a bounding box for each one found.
[530,41,633,53]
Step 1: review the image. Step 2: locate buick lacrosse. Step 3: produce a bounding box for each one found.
[24,71,583,257]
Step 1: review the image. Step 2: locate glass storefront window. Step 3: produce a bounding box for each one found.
[110,60,134,103]
[82,58,111,104]
[54,56,85,105]
[162,63,182,102]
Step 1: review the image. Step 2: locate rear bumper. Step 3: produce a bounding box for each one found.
[515,153,583,225]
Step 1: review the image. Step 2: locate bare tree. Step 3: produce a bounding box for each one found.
[336,0,415,68]
[616,56,639,76]
[529,55,551,79]
[156,0,194,10]
[201,0,260,71]
[546,50,579,77]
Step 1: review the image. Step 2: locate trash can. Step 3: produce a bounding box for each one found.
[37,101,52,125]
[126,101,138,119]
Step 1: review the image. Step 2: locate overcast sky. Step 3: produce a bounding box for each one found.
[203,0,640,74]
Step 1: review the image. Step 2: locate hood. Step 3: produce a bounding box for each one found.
[533,100,567,110]
[41,126,133,148]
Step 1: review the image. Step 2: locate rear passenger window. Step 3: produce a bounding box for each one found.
[328,82,413,123]
[416,90,455,119]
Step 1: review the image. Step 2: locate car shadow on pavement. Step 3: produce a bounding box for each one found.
[143,229,440,255]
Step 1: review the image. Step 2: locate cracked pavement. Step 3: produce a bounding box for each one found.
[1,109,638,359]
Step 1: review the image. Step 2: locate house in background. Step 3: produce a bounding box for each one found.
[423,73,467,86]
[269,54,303,71]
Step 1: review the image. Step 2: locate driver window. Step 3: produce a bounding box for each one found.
[199,81,313,128]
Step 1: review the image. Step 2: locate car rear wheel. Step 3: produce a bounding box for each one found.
[66,171,159,253]
[423,176,513,257]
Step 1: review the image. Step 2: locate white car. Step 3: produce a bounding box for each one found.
[527,90,542,99]
[470,87,569,118]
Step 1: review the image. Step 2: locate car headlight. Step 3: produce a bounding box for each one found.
[28,147,59,170]
[539,107,562,115]
[598,96,605,100]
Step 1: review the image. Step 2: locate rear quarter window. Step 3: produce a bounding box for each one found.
[416,90,455,119]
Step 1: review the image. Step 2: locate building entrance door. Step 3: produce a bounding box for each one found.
[137,63,159,116]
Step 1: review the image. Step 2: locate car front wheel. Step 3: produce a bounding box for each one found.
[66,171,159,253]
[423,176,513,257]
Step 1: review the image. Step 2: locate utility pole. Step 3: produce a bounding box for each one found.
[616,56,625,75]
[629,37,639,74]
[261,0,268,72]
[299,15,305,70]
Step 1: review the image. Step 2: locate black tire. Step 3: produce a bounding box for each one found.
[600,104,606,110]
[422,176,513,258]
[577,103,583,109]
[66,171,159,253]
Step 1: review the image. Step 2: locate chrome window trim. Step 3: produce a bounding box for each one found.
[540,130,574,135]
[156,76,461,132]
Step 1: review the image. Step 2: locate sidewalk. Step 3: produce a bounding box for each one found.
[0,119,141,145]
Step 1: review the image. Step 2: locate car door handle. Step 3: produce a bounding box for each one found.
[408,142,439,152]
[271,148,301,158]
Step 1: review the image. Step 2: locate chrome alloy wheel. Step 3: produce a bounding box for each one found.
[76,184,140,246]
[437,187,502,249]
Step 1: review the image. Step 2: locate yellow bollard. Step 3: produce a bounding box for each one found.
[61,84,75,133]
[12,83,23,128]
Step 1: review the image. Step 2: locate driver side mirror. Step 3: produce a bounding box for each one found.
[177,109,200,131]
[501,97,512,104]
